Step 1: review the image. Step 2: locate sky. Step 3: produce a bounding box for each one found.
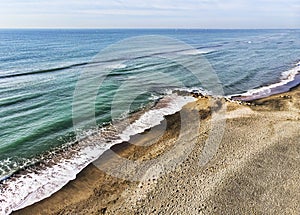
[0,0,299,29]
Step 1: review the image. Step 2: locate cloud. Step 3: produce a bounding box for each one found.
[0,0,299,28]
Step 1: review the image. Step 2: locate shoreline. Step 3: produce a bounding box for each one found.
[230,65,300,101]
[13,84,300,214]
[2,59,300,214]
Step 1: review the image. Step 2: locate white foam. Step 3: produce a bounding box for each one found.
[0,94,195,215]
[117,94,196,143]
[180,49,214,56]
[104,63,127,69]
[0,144,112,215]
[230,61,300,98]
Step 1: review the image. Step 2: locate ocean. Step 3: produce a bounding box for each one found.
[0,29,300,214]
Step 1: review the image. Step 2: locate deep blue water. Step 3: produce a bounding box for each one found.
[0,29,299,213]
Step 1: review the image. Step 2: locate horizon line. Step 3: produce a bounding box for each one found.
[0,27,299,30]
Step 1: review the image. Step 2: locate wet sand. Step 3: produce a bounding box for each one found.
[14,86,300,215]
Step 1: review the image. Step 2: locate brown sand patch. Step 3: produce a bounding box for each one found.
[14,86,300,215]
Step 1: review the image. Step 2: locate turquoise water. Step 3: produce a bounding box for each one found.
[0,29,300,213]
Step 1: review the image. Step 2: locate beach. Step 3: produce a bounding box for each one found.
[14,85,300,215]
[1,29,300,214]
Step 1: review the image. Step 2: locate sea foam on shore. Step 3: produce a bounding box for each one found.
[0,93,195,215]
[231,61,300,101]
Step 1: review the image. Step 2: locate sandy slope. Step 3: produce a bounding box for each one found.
[15,86,300,215]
